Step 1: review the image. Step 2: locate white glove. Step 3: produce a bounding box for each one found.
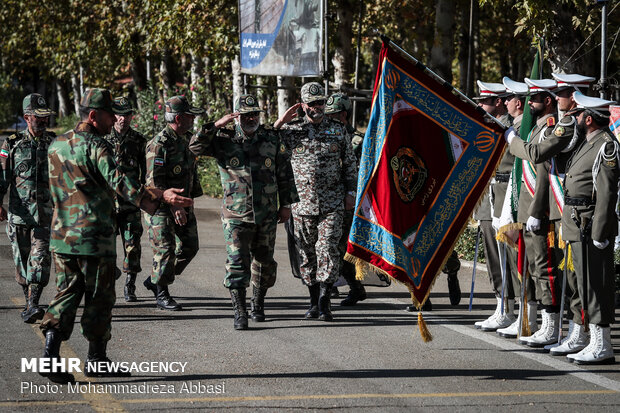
[526,216,541,232]
[593,239,609,249]
[492,216,501,232]
[504,126,516,145]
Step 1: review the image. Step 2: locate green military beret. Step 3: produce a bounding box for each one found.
[325,93,351,115]
[112,96,134,115]
[80,88,118,114]
[300,82,326,103]
[234,94,264,114]
[23,93,55,117]
[165,95,205,115]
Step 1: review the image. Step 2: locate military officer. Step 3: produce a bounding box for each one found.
[189,94,298,330]
[562,92,618,364]
[39,88,192,384]
[324,93,366,306]
[144,96,205,311]
[0,93,55,324]
[275,82,358,321]
[105,97,147,302]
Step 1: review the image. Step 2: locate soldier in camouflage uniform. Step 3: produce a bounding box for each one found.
[38,88,192,384]
[104,97,147,302]
[144,96,205,311]
[274,82,358,321]
[324,93,367,306]
[0,94,54,323]
[189,94,298,330]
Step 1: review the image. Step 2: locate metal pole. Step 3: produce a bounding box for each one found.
[371,28,508,130]
[323,0,329,93]
[466,0,474,97]
[498,241,508,315]
[600,1,608,99]
[352,0,364,128]
[556,245,569,345]
[468,226,481,312]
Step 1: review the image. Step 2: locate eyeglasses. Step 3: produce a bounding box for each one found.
[307,100,325,107]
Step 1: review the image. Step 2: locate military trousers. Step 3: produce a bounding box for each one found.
[479,221,515,299]
[285,215,302,279]
[570,239,615,325]
[523,225,560,306]
[338,209,359,288]
[40,253,116,342]
[146,211,199,286]
[222,218,277,290]
[293,209,343,285]
[508,243,536,303]
[6,222,51,286]
[116,209,143,274]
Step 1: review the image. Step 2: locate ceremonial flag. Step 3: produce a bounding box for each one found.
[345,41,505,330]
[611,105,620,141]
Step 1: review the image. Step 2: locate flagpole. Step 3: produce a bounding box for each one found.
[370,28,509,130]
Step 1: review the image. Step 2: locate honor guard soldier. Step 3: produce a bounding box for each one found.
[189,94,298,330]
[275,82,358,321]
[472,81,515,330]
[105,97,147,302]
[562,92,618,364]
[39,88,192,384]
[0,94,55,323]
[144,96,206,311]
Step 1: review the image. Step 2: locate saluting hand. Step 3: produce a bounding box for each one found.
[215,112,239,128]
[274,103,301,129]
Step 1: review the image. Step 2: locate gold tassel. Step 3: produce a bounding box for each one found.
[547,225,555,247]
[567,244,574,272]
[521,293,531,337]
[418,312,433,342]
[354,259,367,281]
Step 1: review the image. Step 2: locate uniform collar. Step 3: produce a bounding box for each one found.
[586,128,605,143]
[75,121,101,136]
[536,113,554,128]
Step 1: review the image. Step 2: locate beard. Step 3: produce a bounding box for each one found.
[576,117,587,136]
[305,106,324,120]
[240,118,259,135]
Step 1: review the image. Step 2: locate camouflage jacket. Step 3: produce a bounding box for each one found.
[48,122,146,256]
[189,123,299,224]
[0,129,55,226]
[346,124,364,164]
[280,117,358,215]
[104,127,147,213]
[145,125,203,216]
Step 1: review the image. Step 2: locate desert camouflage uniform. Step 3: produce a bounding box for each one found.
[189,123,298,289]
[281,117,358,285]
[0,128,54,287]
[41,118,147,341]
[105,127,147,274]
[145,124,203,286]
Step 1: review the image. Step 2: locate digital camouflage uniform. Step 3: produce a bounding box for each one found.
[105,118,147,275]
[189,118,298,290]
[145,100,204,287]
[41,89,148,342]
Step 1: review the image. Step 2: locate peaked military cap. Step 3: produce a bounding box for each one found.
[569,91,615,118]
[165,95,205,115]
[502,77,529,96]
[325,93,352,115]
[80,88,118,114]
[524,78,558,96]
[23,93,55,117]
[112,96,134,115]
[473,81,508,101]
[551,73,595,92]
[301,82,326,103]
[234,94,263,114]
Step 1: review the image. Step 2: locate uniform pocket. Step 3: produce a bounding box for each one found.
[224,181,248,214]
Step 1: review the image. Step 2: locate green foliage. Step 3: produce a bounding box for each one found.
[197,157,222,199]
[0,72,22,128]
[134,84,165,138]
[454,224,486,263]
[52,114,79,135]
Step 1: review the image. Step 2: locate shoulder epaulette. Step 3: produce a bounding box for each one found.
[557,115,576,127]
[7,133,20,141]
[546,117,556,127]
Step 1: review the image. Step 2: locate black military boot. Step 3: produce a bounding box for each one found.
[331,286,340,298]
[447,271,461,306]
[22,283,45,323]
[318,283,334,321]
[39,329,75,384]
[20,284,28,318]
[250,286,267,322]
[84,340,131,378]
[340,283,367,306]
[230,288,249,330]
[156,285,182,311]
[406,299,432,312]
[124,272,137,302]
[305,284,320,319]
[143,276,158,298]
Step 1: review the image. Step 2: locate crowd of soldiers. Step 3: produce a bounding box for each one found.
[0,73,617,384]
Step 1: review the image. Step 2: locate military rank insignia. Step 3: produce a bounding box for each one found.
[554,126,565,137]
[230,157,240,167]
[0,149,8,158]
[264,158,272,168]
[173,165,182,174]
[154,158,164,166]
[547,117,556,127]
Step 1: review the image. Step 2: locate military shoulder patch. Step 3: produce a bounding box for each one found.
[547,117,556,127]
[264,158,272,168]
[606,159,617,168]
[7,133,19,141]
[0,149,9,158]
[154,158,164,166]
[173,165,182,174]
[230,157,240,167]
[554,126,565,137]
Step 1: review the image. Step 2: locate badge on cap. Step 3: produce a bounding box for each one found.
[309,84,319,95]
[37,97,46,106]
[119,97,128,106]
[245,96,255,106]
[554,126,565,137]
[327,96,334,105]
[230,157,240,167]
[173,165,182,174]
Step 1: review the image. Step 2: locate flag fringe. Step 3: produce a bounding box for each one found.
[495,223,522,249]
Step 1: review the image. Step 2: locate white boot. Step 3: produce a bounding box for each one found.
[525,310,560,347]
[475,297,501,329]
[544,320,572,351]
[481,299,515,331]
[549,321,589,356]
[517,301,539,344]
[497,300,522,338]
[570,324,615,364]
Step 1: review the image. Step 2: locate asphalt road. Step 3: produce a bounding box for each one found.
[0,196,619,412]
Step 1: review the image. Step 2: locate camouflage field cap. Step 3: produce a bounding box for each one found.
[165,95,205,115]
[301,82,326,103]
[80,88,118,114]
[112,96,134,115]
[325,93,352,115]
[234,94,264,114]
[23,93,55,117]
